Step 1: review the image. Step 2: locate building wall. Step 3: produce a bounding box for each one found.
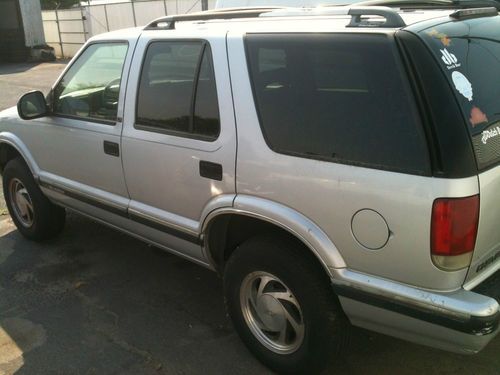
[18,0,46,47]
[0,0,21,30]
[0,0,25,61]
[42,0,216,58]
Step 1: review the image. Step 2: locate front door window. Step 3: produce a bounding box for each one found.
[53,42,128,123]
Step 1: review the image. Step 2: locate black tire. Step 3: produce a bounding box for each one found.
[2,157,65,241]
[224,235,349,374]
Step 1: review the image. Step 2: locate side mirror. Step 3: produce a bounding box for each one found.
[17,91,49,120]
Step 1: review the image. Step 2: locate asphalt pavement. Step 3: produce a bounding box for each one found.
[0,62,499,375]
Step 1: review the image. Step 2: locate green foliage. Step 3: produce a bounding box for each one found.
[40,0,81,10]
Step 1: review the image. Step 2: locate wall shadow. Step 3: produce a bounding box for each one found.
[0,60,68,76]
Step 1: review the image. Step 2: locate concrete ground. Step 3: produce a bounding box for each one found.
[0,62,499,375]
[0,62,67,111]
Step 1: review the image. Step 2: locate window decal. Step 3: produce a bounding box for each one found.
[441,36,451,47]
[481,125,500,145]
[427,29,452,47]
[452,71,473,101]
[420,18,500,170]
[440,49,461,70]
[470,106,488,128]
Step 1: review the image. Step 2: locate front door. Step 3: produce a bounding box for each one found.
[23,41,134,214]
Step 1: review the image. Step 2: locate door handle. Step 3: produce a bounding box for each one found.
[103,141,120,157]
[199,160,223,181]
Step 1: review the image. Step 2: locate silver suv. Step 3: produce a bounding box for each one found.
[1,5,499,373]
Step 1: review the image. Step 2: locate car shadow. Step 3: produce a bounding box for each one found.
[0,213,498,374]
[0,214,271,374]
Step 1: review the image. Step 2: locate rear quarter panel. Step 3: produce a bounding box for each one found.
[466,166,500,288]
[227,31,479,291]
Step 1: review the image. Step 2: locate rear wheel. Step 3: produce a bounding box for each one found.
[224,235,349,374]
[2,158,65,241]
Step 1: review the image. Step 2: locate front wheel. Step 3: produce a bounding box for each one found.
[224,235,349,374]
[2,157,65,241]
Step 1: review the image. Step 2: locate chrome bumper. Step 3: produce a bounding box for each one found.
[331,268,499,353]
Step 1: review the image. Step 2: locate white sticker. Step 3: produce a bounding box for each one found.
[452,71,473,101]
[440,49,461,70]
[482,126,500,145]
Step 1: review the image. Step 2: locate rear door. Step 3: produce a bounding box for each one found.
[121,31,236,261]
[416,14,500,285]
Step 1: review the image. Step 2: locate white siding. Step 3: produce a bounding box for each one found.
[86,5,109,35]
[42,0,214,57]
[106,2,135,30]
[177,0,202,14]
[134,1,167,26]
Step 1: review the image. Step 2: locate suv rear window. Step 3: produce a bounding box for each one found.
[418,17,500,170]
[246,33,430,175]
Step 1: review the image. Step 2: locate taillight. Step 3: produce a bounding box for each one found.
[431,195,479,271]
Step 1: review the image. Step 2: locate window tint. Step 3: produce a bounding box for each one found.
[246,34,429,174]
[259,48,286,73]
[194,48,220,139]
[136,41,220,141]
[53,43,128,122]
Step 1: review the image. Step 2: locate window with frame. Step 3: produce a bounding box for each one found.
[136,41,220,141]
[246,33,430,175]
[419,19,500,170]
[53,42,128,123]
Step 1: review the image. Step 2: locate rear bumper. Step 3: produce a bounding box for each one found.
[472,270,500,304]
[331,268,500,354]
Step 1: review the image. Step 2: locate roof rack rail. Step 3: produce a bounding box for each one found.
[144,5,406,30]
[347,6,406,27]
[145,7,283,30]
[262,6,406,27]
[450,7,498,19]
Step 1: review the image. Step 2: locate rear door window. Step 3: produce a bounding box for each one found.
[136,41,220,141]
[245,33,430,175]
[418,17,500,170]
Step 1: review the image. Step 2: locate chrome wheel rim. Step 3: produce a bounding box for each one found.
[240,271,305,354]
[9,178,34,228]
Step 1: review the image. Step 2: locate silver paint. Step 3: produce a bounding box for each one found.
[227,31,477,291]
[0,17,498,357]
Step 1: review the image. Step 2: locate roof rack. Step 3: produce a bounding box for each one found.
[347,6,406,27]
[262,6,406,27]
[450,6,498,19]
[144,7,284,30]
[144,5,406,30]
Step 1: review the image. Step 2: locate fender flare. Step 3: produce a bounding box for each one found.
[0,132,40,178]
[201,194,346,276]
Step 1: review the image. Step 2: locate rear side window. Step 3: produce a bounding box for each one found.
[246,33,430,175]
[136,41,220,141]
[418,17,500,170]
